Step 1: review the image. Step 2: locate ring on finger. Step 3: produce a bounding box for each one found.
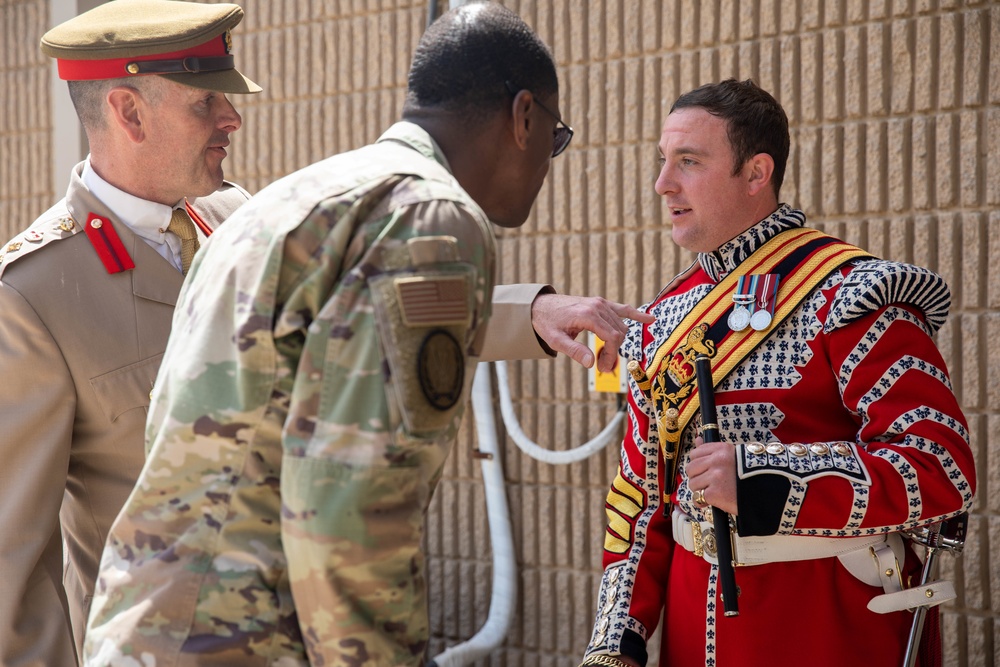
[693,488,707,506]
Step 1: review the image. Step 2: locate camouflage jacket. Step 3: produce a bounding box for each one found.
[84,122,496,667]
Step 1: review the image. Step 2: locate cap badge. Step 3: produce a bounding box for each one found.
[223,30,233,54]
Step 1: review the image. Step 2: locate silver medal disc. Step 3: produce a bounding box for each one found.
[750,309,772,331]
[728,306,751,331]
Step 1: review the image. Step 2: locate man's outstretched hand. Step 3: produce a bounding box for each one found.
[530,294,655,372]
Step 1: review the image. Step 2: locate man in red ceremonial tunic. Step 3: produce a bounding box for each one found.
[579,80,975,667]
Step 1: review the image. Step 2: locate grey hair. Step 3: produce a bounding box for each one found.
[67,75,166,133]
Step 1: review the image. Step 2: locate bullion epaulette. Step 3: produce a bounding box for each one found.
[737,441,872,485]
[0,215,81,279]
[824,259,951,335]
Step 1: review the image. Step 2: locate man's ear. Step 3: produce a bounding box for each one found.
[509,89,534,151]
[106,87,145,144]
[746,153,775,196]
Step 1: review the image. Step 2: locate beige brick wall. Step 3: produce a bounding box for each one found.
[2,1,997,665]
[0,0,51,243]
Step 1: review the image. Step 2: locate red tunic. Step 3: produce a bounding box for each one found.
[584,208,974,667]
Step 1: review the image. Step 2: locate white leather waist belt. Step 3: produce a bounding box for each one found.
[671,508,886,566]
[670,508,956,614]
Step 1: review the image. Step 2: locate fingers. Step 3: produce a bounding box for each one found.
[585,299,629,345]
[686,441,729,482]
[582,299,652,362]
[529,293,654,368]
[546,333,595,369]
[596,343,618,373]
[686,441,739,514]
[611,301,655,324]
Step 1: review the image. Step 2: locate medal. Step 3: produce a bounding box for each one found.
[750,308,772,331]
[727,293,753,331]
[749,273,780,331]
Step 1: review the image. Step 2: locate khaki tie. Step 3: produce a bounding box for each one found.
[168,208,200,275]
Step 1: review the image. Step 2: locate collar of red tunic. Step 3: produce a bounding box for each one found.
[698,204,806,283]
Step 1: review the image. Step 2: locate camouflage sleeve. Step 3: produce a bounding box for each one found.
[278,196,494,665]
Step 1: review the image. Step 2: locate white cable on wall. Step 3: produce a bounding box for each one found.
[494,360,625,464]
[429,361,625,666]
[428,364,518,667]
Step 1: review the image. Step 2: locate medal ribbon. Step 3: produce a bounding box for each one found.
[754,273,777,314]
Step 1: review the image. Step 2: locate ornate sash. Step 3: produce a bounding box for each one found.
[633,228,872,497]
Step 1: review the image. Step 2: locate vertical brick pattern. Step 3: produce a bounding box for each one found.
[3,2,997,666]
[0,0,51,244]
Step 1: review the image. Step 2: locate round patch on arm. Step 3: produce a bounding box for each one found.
[418,329,464,410]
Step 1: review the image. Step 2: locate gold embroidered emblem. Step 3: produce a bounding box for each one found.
[6,242,21,252]
[666,323,716,386]
[223,30,233,53]
[650,324,717,451]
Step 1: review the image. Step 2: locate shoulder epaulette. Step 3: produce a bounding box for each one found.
[0,215,82,279]
[824,259,951,335]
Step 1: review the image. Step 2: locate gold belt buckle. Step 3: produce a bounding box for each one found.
[702,528,718,558]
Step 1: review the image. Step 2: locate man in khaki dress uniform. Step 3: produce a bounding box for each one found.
[0,2,261,665]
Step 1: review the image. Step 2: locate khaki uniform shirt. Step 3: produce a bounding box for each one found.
[0,164,248,667]
[85,122,499,666]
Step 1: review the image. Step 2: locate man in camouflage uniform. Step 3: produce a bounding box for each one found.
[84,3,595,665]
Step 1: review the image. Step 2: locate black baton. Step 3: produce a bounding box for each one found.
[694,354,740,617]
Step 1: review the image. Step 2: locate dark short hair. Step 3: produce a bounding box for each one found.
[670,79,790,197]
[404,1,558,122]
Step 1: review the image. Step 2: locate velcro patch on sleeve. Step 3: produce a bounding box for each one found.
[371,268,475,438]
[395,275,471,327]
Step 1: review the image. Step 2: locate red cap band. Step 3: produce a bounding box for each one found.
[56,34,228,81]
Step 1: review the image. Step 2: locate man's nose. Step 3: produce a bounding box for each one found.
[654,164,676,197]
[217,95,242,132]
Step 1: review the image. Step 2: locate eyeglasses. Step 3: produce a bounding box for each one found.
[505,81,574,158]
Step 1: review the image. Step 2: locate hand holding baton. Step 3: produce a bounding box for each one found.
[693,354,740,617]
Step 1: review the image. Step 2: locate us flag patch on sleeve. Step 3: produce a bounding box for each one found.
[395,275,471,327]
